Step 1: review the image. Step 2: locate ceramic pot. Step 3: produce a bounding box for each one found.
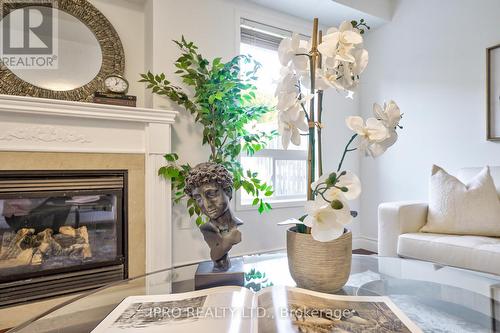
[287,227,352,293]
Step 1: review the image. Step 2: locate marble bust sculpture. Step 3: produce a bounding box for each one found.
[185,162,243,271]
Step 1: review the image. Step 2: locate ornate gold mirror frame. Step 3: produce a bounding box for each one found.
[0,0,125,101]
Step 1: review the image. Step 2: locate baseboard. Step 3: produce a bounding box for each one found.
[353,236,378,253]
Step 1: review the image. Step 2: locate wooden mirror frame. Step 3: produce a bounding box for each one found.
[0,0,125,101]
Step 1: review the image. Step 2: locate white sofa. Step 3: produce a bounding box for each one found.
[378,167,500,276]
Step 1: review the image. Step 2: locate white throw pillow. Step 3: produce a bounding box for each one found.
[420,165,500,236]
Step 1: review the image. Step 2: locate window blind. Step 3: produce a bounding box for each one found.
[240,18,292,51]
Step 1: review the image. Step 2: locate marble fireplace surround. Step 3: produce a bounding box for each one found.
[0,94,177,327]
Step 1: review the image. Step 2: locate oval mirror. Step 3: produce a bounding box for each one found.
[0,1,124,101]
[6,6,102,91]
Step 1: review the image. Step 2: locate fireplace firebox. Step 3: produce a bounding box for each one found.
[0,170,128,307]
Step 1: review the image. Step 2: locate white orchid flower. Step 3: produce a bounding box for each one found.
[352,48,369,75]
[374,130,398,156]
[303,193,352,242]
[278,33,309,72]
[346,116,388,141]
[277,35,296,66]
[346,116,390,158]
[357,139,388,158]
[276,91,298,112]
[274,66,313,119]
[311,171,361,201]
[372,100,401,154]
[299,70,331,91]
[322,61,353,92]
[278,110,308,149]
[323,71,350,92]
[321,47,368,93]
[373,100,401,129]
[318,21,363,63]
[322,65,355,93]
[274,69,297,97]
[310,173,330,192]
[335,171,361,200]
[338,61,357,89]
[278,93,313,121]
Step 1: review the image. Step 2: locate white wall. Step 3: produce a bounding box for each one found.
[142,0,360,267]
[333,0,396,21]
[90,0,146,107]
[358,0,500,242]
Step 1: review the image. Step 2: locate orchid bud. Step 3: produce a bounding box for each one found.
[326,172,337,186]
[330,200,344,210]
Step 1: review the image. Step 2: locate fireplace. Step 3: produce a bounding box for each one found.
[0,170,128,307]
[0,95,175,328]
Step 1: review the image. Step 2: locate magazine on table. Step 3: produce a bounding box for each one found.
[91,285,422,333]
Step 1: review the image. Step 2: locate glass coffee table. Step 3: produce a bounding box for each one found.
[8,253,500,333]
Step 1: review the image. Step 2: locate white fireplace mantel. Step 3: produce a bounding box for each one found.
[0,94,177,275]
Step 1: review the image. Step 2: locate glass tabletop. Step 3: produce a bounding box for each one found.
[9,253,500,333]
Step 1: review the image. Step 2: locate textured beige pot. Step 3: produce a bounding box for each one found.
[287,227,352,293]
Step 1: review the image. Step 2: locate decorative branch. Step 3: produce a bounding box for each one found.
[307,18,319,203]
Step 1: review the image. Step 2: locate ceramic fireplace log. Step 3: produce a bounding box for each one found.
[0,226,92,268]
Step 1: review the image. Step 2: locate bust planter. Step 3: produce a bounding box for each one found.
[287,227,352,293]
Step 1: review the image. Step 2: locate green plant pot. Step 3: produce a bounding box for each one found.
[287,226,352,293]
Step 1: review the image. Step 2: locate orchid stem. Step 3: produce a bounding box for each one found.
[297,84,310,122]
[337,134,358,172]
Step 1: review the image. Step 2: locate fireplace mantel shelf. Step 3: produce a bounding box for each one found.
[0,94,177,124]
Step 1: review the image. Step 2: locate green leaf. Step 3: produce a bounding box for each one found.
[166,167,180,178]
[158,166,168,178]
[164,153,179,162]
[242,180,255,195]
[196,216,204,226]
[258,201,264,214]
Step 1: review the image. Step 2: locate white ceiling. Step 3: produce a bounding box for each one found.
[244,0,395,29]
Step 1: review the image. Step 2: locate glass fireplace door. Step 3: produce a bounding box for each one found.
[0,172,127,307]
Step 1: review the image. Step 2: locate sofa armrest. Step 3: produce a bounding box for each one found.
[378,201,428,257]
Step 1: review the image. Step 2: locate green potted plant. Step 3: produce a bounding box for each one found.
[276,19,403,292]
[140,37,276,224]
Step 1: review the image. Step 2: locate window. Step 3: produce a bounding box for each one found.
[238,19,307,208]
